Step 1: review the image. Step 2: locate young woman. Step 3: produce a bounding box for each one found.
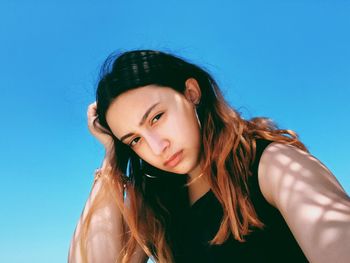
[68,50,350,263]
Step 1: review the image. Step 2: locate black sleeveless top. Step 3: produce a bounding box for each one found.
[165,139,308,263]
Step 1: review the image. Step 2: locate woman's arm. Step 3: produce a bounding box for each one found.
[258,143,350,263]
[68,166,148,263]
[69,102,149,262]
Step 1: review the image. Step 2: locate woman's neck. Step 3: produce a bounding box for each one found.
[187,172,211,206]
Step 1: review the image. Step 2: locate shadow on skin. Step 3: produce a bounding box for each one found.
[262,143,350,262]
[69,178,125,263]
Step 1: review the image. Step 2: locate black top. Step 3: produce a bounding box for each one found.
[166,139,308,263]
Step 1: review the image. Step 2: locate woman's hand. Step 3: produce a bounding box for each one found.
[87,102,114,152]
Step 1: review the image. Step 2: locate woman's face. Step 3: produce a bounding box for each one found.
[106,78,202,177]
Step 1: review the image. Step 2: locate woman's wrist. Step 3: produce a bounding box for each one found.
[94,153,113,182]
[101,157,112,172]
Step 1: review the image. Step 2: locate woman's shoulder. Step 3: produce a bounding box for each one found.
[256,141,350,262]
[257,141,334,206]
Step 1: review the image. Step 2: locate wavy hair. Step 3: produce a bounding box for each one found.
[78,50,308,263]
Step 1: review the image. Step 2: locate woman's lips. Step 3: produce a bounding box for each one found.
[164,150,183,167]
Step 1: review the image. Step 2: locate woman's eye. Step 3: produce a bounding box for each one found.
[151,113,163,124]
[129,137,140,147]
[129,113,163,148]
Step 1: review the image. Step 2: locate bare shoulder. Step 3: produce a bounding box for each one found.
[257,142,348,208]
[257,142,350,263]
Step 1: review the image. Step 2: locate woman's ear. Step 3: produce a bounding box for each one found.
[184,78,201,105]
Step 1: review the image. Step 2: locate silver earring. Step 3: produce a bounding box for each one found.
[140,159,159,179]
[144,173,158,179]
[195,106,201,129]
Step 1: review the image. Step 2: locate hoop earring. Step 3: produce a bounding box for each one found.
[140,159,159,179]
[195,106,201,129]
[144,173,158,179]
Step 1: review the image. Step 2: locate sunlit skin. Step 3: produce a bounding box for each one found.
[106,79,204,180]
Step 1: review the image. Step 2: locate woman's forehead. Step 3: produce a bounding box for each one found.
[111,85,176,110]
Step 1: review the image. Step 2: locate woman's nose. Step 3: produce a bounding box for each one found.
[146,133,169,155]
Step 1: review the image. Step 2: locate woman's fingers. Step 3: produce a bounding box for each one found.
[87,102,98,122]
[87,102,114,150]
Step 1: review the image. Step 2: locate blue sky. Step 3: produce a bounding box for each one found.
[0,1,349,262]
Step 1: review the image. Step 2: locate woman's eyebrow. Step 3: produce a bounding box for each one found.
[120,102,160,142]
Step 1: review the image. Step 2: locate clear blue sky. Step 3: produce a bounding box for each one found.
[0,1,349,262]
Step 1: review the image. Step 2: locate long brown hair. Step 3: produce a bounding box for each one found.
[78,50,308,262]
